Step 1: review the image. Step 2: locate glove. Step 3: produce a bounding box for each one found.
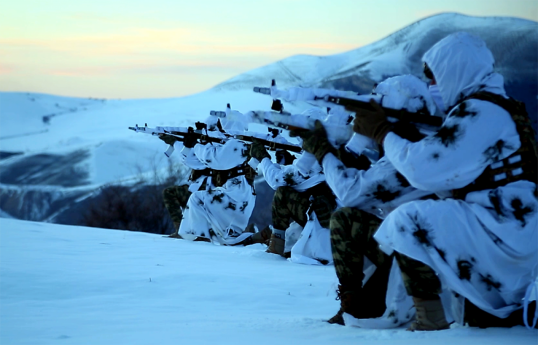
[158,134,177,146]
[182,132,198,149]
[249,140,271,161]
[290,120,334,163]
[275,149,296,165]
[347,99,393,145]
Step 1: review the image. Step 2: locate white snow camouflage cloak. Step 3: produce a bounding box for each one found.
[252,154,333,265]
[374,32,538,323]
[321,75,442,328]
[178,135,256,245]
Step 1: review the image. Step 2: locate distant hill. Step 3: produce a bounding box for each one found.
[216,13,538,129]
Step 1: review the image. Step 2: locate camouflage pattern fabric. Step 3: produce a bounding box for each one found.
[272,184,336,230]
[330,207,442,297]
[163,184,192,228]
[452,92,538,199]
[330,207,389,290]
[395,252,442,299]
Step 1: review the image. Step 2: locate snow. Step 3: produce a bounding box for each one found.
[0,218,536,345]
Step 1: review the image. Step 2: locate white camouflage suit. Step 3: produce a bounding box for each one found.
[253,153,333,265]
[178,119,256,246]
[373,32,538,325]
[322,75,444,328]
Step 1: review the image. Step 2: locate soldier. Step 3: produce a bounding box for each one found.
[352,32,538,330]
[296,75,441,326]
[161,169,210,239]
[159,118,219,240]
[249,142,337,263]
[174,117,261,246]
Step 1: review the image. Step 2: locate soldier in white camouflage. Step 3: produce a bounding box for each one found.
[295,75,442,327]
[249,141,337,261]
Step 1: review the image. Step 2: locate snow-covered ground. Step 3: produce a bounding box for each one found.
[1,218,536,345]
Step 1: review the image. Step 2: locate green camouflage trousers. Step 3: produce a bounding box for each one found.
[163,184,192,229]
[330,207,441,296]
[395,253,442,299]
[272,184,336,230]
[330,207,389,290]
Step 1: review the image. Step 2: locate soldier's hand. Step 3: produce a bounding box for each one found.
[347,99,392,145]
[288,128,312,139]
[299,120,334,162]
[182,132,198,149]
[249,139,271,161]
[159,134,177,146]
[275,149,295,165]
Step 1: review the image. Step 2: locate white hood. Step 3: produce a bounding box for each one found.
[422,32,507,109]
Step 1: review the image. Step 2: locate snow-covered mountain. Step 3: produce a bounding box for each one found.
[216,13,537,96]
[0,13,536,225]
[215,13,537,131]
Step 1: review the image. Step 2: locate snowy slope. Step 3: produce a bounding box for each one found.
[1,218,536,345]
[0,89,301,222]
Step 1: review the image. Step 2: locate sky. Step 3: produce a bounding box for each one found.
[0,0,537,99]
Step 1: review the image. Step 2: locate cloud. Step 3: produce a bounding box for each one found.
[0,64,15,75]
[45,60,252,77]
[0,25,358,60]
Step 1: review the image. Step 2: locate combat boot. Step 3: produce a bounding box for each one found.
[251,226,272,244]
[244,223,257,233]
[408,296,450,331]
[230,225,272,246]
[327,286,362,325]
[168,221,183,239]
[267,234,285,256]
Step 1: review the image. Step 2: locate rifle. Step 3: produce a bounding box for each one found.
[128,123,228,157]
[129,122,302,157]
[319,95,443,127]
[211,103,374,172]
[208,104,303,153]
[247,108,380,170]
[253,79,444,127]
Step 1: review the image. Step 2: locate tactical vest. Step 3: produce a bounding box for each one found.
[212,164,256,189]
[189,168,212,182]
[452,92,538,199]
[189,165,256,191]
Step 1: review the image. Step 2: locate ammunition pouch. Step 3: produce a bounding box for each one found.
[189,168,212,182]
[211,164,257,189]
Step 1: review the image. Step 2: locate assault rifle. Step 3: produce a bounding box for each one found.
[209,102,352,147]
[250,107,380,170]
[128,123,227,157]
[208,104,303,153]
[129,122,302,158]
[253,79,444,127]
[210,102,376,173]
[320,95,443,127]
